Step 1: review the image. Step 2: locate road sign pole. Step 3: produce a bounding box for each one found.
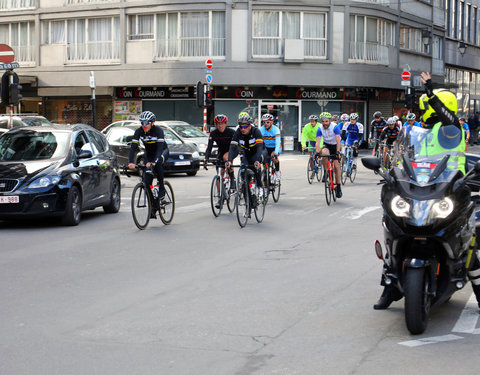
[203,84,208,132]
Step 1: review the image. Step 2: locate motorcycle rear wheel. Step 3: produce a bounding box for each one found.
[404,268,431,335]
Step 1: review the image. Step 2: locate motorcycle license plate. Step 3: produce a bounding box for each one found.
[174,161,191,166]
[0,196,19,204]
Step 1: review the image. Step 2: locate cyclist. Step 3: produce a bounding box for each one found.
[204,114,236,190]
[378,117,400,168]
[259,113,282,181]
[315,112,343,198]
[342,113,364,169]
[128,110,170,217]
[301,114,321,155]
[226,114,265,198]
[403,112,421,128]
[392,115,403,130]
[369,111,387,156]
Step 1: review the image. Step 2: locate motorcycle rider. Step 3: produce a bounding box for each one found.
[373,72,480,310]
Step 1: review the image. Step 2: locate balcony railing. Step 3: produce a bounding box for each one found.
[349,41,389,65]
[351,0,390,4]
[0,0,36,10]
[154,38,225,59]
[65,41,120,64]
[253,37,327,58]
[432,58,445,76]
[65,0,117,4]
[11,45,35,64]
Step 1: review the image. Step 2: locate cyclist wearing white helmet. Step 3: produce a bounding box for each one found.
[128,110,169,217]
[342,113,364,168]
[260,113,282,181]
[301,114,321,155]
[378,117,400,167]
[369,111,387,156]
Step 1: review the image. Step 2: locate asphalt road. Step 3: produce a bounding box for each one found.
[1,151,480,375]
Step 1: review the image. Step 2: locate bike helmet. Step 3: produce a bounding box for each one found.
[373,111,382,119]
[406,113,416,121]
[139,111,156,122]
[262,113,274,122]
[386,117,396,125]
[392,115,399,122]
[214,114,228,124]
[320,112,332,119]
[238,114,253,125]
[238,111,250,118]
[419,89,457,124]
[350,113,359,120]
[309,114,318,121]
[340,113,350,122]
[332,114,339,121]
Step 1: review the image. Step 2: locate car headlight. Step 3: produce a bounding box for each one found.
[391,195,410,217]
[432,197,454,219]
[29,176,61,189]
[192,151,200,159]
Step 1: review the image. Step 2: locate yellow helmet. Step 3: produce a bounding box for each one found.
[419,89,457,123]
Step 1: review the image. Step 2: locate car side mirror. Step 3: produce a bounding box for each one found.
[77,149,93,159]
[361,156,381,171]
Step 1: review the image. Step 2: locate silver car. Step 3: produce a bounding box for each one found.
[156,121,209,156]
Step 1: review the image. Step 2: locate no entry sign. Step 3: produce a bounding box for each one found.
[401,71,411,81]
[205,59,213,69]
[0,44,15,64]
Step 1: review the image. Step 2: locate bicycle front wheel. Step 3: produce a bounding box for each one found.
[307,157,314,184]
[324,172,332,206]
[210,175,223,217]
[341,159,348,185]
[254,189,266,223]
[159,181,175,225]
[226,183,236,213]
[235,182,249,228]
[350,162,357,183]
[131,183,151,230]
[272,179,281,203]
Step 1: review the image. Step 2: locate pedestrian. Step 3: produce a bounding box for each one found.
[469,112,480,145]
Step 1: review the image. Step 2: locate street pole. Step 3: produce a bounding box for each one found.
[90,71,97,129]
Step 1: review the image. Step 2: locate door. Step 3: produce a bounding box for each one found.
[259,101,300,150]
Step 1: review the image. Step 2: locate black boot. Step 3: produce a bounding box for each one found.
[373,286,402,310]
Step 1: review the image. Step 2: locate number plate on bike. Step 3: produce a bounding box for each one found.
[174,161,191,166]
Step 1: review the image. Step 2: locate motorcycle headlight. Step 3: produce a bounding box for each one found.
[391,195,410,217]
[29,176,61,189]
[432,197,454,219]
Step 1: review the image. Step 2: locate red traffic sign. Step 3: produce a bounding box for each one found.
[401,71,411,81]
[0,44,15,64]
[205,59,213,69]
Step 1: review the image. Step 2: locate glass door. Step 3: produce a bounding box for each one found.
[259,101,301,149]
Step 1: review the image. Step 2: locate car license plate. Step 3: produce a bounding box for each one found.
[0,196,19,204]
[174,161,191,166]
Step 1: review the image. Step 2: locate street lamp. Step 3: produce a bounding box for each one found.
[422,29,431,47]
[458,41,467,55]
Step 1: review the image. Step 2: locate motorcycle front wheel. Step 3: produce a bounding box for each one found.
[404,267,431,335]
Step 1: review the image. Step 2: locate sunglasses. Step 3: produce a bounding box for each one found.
[239,125,250,129]
[141,121,152,127]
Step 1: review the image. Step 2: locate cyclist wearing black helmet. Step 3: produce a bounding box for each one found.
[205,114,236,189]
[128,111,169,216]
[226,114,265,198]
[369,111,387,156]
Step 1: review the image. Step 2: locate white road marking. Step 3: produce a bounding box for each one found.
[343,206,381,220]
[399,334,463,347]
[452,293,480,333]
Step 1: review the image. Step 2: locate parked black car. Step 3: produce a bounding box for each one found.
[105,125,201,176]
[0,124,121,225]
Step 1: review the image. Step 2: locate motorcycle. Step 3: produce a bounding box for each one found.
[362,125,480,334]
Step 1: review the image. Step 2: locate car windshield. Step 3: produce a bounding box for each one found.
[108,128,134,144]
[0,130,71,161]
[21,117,53,127]
[169,124,206,138]
[163,128,182,145]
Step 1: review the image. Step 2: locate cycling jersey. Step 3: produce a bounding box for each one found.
[260,124,281,154]
[301,122,320,148]
[128,125,169,164]
[228,127,264,162]
[369,118,387,139]
[316,123,341,146]
[403,121,421,128]
[344,122,364,146]
[379,125,400,146]
[335,122,347,141]
[205,127,235,160]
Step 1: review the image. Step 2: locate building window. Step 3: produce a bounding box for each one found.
[0,21,35,64]
[252,11,327,59]
[349,15,393,64]
[399,25,425,53]
[65,0,116,4]
[154,11,225,59]
[42,17,120,63]
[128,15,154,40]
[0,0,36,10]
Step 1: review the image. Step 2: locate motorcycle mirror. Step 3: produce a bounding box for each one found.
[375,240,383,260]
[361,157,381,171]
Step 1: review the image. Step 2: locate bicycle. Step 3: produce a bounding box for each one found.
[306,146,322,184]
[319,154,340,206]
[381,142,395,171]
[341,144,357,184]
[234,156,267,228]
[205,159,236,217]
[263,156,281,203]
[124,164,175,229]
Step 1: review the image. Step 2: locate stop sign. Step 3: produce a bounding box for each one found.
[0,44,14,63]
[401,71,411,81]
[205,59,213,69]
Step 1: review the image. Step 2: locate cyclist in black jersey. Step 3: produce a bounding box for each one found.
[128,111,169,215]
[378,117,400,167]
[204,114,236,189]
[369,111,387,156]
[226,114,265,197]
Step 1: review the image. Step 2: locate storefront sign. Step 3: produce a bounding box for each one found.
[115,86,195,99]
[218,86,345,100]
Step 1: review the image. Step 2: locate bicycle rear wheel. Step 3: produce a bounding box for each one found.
[324,173,332,206]
[131,183,151,230]
[210,175,223,217]
[226,184,236,213]
[272,179,281,202]
[307,157,315,184]
[254,189,266,223]
[235,182,249,228]
[350,162,357,183]
[341,159,348,185]
[159,181,175,225]
[315,160,322,182]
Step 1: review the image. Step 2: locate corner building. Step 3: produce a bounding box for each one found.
[1,0,478,148]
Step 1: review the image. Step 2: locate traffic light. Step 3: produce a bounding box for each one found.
[196,81,205,107]
[1,71,9,105]
[205,87,213,107]
[9,72,22,105]
[405,86,415,109]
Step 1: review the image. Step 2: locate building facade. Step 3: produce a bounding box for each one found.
[0,0,479,146]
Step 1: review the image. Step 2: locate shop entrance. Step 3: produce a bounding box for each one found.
[259,101,300,151]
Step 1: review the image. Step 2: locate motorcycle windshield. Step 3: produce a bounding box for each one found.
[400,125,461,186]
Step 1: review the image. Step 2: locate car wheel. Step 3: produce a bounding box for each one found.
[187,171,197,176]
[103,177,121,213]
[61,186,82,226]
